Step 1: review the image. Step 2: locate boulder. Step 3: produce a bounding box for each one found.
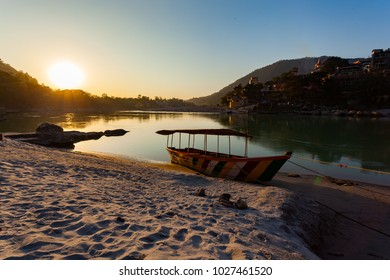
[36,123,63,134]
[219,193,231,202]
[195,188,206,197]
[104,129,129,137]
[33,123,104,148]
[218,193,233,207]
[66,131,104,142]
[234,198,248,210]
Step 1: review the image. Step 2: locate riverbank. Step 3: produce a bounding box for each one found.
[0,138,389,260]
[246,106,390,118]
[2,107,390,115]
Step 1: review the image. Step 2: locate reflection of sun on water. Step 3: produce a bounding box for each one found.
[48,61,85,89]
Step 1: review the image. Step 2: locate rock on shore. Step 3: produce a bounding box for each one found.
[6,123,129,148]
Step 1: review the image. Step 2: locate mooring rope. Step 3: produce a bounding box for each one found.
[352,185,390,197]
[287,159,327,176]
[288,158,390,197]
[316,200,390,239]
[292,155,390,175]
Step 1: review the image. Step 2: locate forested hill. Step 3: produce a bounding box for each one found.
[189,57,327,105]
[0,59,52,110]
[0,59,195,112]
[0,60,19,76]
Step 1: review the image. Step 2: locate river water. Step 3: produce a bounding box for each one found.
[1,111,389,186]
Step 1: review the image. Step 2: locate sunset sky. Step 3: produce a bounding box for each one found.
[1,0,389,99]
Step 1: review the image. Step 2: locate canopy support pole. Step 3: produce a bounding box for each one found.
[204,135,207,155]
[228,135,231,157]
[245,136,248,157]
[217,135,219,156]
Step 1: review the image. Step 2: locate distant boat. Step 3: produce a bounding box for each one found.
[156,129,292,183]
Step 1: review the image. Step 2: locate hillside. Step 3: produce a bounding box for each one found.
[189,57,327,105]
[0,59,19,76]
[0,60,197,112]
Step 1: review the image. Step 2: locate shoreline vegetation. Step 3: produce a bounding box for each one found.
[0,138,389,260]
[1,106,390,118]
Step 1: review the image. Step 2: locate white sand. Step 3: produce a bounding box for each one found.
[0,138,389,260]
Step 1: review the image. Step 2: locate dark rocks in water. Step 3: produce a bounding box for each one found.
[104,129,129,137]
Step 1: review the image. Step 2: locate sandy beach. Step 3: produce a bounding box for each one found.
[0,138,389,260]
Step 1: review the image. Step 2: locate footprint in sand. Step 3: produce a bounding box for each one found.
[129,224,146,231]
[173,228,188,241]
[62,254,88,260]
[186,235,203,248]
[88,243,105,257]
[139,227,171,243]
[114,223,129,231]
[121,252,146,260]
[91,234,104,242]
[121,231,133,237]
[217,233,231,244]
[203,217,218,225]
[190,225,206,232]
[63,221,84,231]
[20,241,63,253]
[206,230,219,237]
[49,220,69,228]
[43,228,63,237]
[99,248,126,259]
[96,220,111,228]
[76,223,101,236]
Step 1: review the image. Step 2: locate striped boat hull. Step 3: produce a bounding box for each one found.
[167,148,291,182]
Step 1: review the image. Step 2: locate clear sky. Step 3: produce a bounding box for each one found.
[1,0,389,99]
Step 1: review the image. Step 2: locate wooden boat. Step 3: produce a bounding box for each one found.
[156,129,292,182]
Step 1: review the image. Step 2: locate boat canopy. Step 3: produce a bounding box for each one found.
[156,129,251,138]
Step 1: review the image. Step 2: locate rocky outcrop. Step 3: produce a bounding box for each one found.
[104,129,129,137]
[36,123,64,134]
[8,123,128,149]
[34,123,104,148]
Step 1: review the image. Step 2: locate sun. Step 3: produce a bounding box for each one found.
[48,61,85,89]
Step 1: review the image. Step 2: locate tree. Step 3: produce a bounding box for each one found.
[321,57,350,74]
